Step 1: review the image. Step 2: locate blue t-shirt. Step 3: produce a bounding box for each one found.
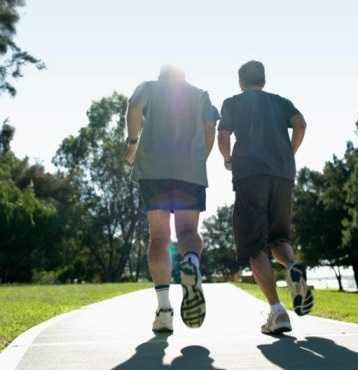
[130,80,219,187]
[219,90,301,187]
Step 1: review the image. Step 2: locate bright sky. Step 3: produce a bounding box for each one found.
[1,0,358,225]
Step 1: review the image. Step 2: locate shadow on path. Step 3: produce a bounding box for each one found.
[258,335,358,370]
[111,334,226,370]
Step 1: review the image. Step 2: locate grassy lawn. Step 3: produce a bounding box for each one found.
[0,282,151,351]
[235,283,358,324]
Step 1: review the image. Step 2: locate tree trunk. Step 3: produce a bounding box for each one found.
[117,241,133,280]
[331,265,344,292]
[337,274,344,292]
[128,257,133,281]
[135,241,144,282]
[351,258,358,290]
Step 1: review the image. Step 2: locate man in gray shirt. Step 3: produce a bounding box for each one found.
[218,61,314,335]
[126,65,219,333]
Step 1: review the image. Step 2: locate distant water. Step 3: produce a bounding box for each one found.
[307,266,357,291]
[307,276,356,291]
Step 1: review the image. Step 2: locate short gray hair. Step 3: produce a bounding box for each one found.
[238,61,265,87]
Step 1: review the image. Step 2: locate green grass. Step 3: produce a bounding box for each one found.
[234,282,358,323]
[0,283,151,351]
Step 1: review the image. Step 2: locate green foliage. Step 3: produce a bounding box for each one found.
[53,92,149,282]
[0,146,82,283]
[0,157,58,282]
[0,0,44,96]
[0,283,151,351]
[292,121,358,290]
[0,120,15,154]
[201,205,237,280]
[341,122,358,286]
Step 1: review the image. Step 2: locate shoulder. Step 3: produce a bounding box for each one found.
[265,91,293,105]
[185,83,208,97]
[222,94,242,108]
[133,80,157,92]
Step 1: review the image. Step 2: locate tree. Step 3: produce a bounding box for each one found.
[292,167,347,291]
[0,119,15,154]
[0,125,83,283]
[53,92,148,282]
[292,128,358,292]
[0,0,44,96]
[201,205,237,281]
[341,121,358,288]
[0,152,58,282]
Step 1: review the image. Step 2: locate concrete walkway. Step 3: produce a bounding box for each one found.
[5,283,358,370]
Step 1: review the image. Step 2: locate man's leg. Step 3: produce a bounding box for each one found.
[268,178,296,268]
[147,209,174,333]
[269,178,314,316]
[235,177,291,334]
[252,250,292,334]
[175,210,202,263]
[250,251,280,305]
[271,241,295,268]
[147,210,171,308]
[175,210,206,328]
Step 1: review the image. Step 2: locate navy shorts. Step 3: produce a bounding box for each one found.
[139,179,206,213]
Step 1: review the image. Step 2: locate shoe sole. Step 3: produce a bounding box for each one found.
[288,264,314,316]
[180,261,206,328]
[262,325,292,335]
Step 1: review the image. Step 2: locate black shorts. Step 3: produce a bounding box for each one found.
[139,179,206,213]
[233,175,293,266]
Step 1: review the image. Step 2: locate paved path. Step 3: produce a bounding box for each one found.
[5,283,358,370]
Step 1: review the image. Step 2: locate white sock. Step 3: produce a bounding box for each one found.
[184,252,200,269]
[271,303,286,314]
[155,285,171,310]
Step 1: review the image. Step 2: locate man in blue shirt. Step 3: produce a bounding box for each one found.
[218,61,314,334]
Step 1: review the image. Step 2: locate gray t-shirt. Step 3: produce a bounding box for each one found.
[218,90,301,188]
[130,80,219,187]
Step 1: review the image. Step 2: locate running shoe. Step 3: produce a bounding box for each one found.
[261,310,292,335]
[179,259,206,328]
[152,308,173,333]
[287,262,314,316]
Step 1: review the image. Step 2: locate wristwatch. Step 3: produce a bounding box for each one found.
[126,137,138,145]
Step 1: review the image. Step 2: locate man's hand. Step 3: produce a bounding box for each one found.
[218,130,232,170]
[125,143,137,166]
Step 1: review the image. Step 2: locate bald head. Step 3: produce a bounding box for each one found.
[159,65,185,81]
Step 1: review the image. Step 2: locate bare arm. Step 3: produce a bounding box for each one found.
[125,103,144,165]
[126,103,143,141]
[204,123,216,158]
[291,114,307,154]
[218,129,232,170]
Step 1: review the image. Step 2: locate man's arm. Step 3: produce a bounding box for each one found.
[290,114,307,154]
[127,103,143,140]
[218,129,232,170]
[125,102,144,165]
[205,123,216,158]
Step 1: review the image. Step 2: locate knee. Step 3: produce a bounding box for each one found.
[176,228,199,244]
[149,235,170,252]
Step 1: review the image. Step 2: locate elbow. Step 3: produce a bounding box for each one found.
[292,115,307,131]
